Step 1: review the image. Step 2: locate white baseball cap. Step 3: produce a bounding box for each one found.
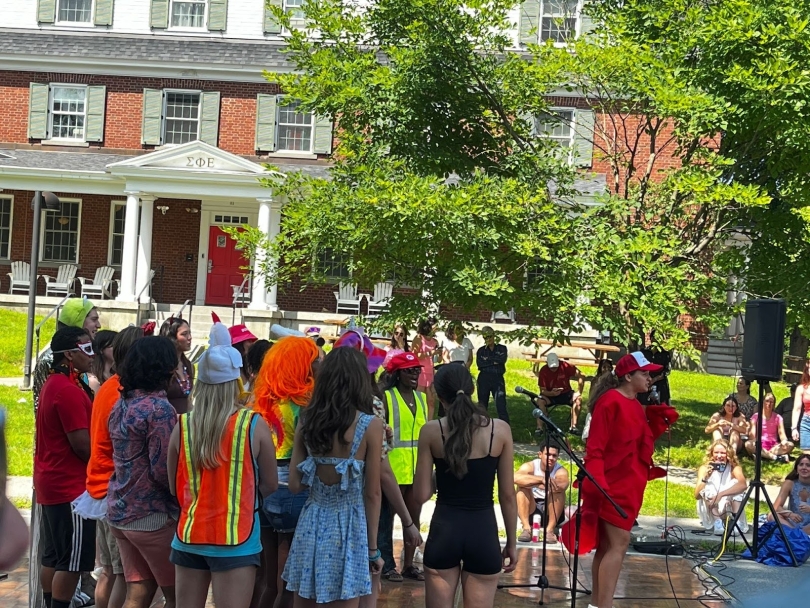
[547,352,560,369]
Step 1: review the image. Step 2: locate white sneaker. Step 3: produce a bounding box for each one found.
[713,519,725,536]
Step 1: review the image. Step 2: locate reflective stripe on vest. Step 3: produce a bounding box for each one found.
[176,409,257,546]
[385,388,427,484]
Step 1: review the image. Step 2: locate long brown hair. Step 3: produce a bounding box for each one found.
[802,359,810,388]
[433,363,488,478]
[786,454,810,481]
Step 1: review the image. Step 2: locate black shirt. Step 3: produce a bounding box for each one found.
[476,344,508,376]
[775,396,801,433]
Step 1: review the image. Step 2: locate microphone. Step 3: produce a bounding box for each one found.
[515,385,541,401]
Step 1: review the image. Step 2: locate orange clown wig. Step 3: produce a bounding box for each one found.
[251,336,319,453]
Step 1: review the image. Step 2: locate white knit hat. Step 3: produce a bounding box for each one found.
[197,321,242,384]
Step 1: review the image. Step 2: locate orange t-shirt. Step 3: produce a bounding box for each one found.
[86,374,122,499]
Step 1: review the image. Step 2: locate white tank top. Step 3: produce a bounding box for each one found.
[531,459,563,501]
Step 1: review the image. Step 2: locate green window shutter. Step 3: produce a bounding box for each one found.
[141,89,164,145]
[264,0,284,34]
[519,0,541,45]
[573,109,595,167]
[28,83,49,140]
[255,94,278,152]
[199,92,221,145]
[37,0,56,23]
[208,0,228,31]
[94,0,114,25]
[85,86,107,142]
[313,115,333,155]
[150,0,169,29]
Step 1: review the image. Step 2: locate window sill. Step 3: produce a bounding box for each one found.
[45,22,96,29]
[37,262,81,269]
[264,151,318,160]
[166,27,211,34]
[40,140,90,148]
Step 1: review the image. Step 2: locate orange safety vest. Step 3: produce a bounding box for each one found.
[176,409,258,546]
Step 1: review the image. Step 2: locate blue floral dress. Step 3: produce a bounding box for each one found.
[283,413,373,602]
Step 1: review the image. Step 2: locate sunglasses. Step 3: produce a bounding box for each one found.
[54,341,95,356]
[400,367,421,374]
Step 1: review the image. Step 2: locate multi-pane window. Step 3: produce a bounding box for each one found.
[284,0,305,19]
[540,0,579,43]
[50,86,86,141]
[535,109,575,148]
[164,92,200,145]
[315,249,350,280]
[42,200,80,263]
[277,100,314,152]
[0,197,12,259]
[57,0,93,23]
[171,0,206,28]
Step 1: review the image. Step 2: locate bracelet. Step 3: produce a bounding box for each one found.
[403,521,416,529]
[368,549,381,561]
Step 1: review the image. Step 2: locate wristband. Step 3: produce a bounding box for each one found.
[368,549,381,561]
[403,521,416,529]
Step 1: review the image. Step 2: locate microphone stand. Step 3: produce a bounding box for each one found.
[499,401,628,607]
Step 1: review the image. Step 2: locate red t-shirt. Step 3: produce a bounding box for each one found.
[538,361,577,392]
[34,373,93,505]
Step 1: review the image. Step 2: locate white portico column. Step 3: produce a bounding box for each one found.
[249,198,282,311]
[117,191,141,302]
[135,196,156,301]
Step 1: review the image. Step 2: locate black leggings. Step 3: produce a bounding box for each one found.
[422,504,502,575]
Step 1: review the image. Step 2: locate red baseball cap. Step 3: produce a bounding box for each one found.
[615,352,663,377]
[385,351,422,373]
[228,324,258,346]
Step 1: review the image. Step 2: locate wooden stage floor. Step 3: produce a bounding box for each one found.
[1,544,729,607]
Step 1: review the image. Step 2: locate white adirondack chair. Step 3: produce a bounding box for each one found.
[366,281,393,318]
[491,308,516,323]
[7,261,37,294]
[334,282,363,315]
[77,266,116,299]
[43,264,78,297]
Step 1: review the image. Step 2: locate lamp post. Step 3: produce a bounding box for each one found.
[23,191,61,389]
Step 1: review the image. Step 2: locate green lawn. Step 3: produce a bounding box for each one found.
[2,386,33,477]
[0,309,56,377]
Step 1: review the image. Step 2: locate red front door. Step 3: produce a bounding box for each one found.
[205,226,248,306]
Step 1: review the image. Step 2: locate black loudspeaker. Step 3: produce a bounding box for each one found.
[741,299,787,380]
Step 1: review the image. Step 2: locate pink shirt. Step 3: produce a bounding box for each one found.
[750,412,782,448]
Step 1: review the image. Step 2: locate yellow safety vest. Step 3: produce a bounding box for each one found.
[385,387,428,485]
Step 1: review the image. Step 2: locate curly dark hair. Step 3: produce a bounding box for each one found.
[245,339,272,380]
[51,326,90,367]
[119,336,177,395]
[112,326,147,370]
[417,317,436,337]
[301,347,374,456]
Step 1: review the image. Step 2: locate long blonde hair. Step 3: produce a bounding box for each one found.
[188,379,241,470]
[704,438,739,469]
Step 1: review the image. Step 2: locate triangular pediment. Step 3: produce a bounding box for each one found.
[106,141,276,175]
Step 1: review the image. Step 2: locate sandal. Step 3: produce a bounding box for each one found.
[544,531,559,544]
[518,529,532,543]
[383,569,403,582]
[401,566,425,581]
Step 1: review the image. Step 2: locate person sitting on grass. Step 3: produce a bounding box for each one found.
[770,454,810,534]
[745,392,794,463]
[514,440,569,544]
[705,396,747,454]
[695,439,748,536]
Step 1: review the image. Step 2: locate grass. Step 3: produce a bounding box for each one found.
[2,386,33,477]
[0,308,56,377]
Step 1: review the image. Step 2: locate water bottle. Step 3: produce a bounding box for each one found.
[532,514,541,542]
[649,385,660,405]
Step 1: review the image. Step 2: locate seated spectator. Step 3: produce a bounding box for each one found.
[745,392,794,463]
[695,439,748,535]
[705,396,747,453]
[533,353,586,436]
[514,441,569,544]
[770,454,810,534]
[776,384,800,440]
[732,376,759,420]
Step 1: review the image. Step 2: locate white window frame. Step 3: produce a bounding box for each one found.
[40,198,82,264]
[314,248,351,283]
[169,0,208,31]
[539,0,581,45]
[162,89,202,146]
[47,84,88,142]
[0,195,14,261]
[535,107,576,163]
[276,99,315,153]
[55,0,95,25]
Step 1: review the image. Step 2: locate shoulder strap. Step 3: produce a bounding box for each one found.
[349,413,373,459]
[438,419,445,443]
[488,418,495,456]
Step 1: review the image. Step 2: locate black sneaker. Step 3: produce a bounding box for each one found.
[568,427,582,436]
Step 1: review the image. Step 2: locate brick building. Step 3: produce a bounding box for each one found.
[0,0,606,321]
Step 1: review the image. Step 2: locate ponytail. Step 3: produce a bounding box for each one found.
[588,371,619,413]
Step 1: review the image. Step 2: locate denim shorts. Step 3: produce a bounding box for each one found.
[170,548,260,572]
[800,415,810,450]
[262,485,309,533]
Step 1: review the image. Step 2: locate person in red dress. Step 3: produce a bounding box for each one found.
[561,352,678,608]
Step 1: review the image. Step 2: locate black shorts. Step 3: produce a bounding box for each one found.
[40,502,96,572]
[546,391,575,407]
[422,504,502,575]
[170,548,261,572]
[534,499,566,528]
